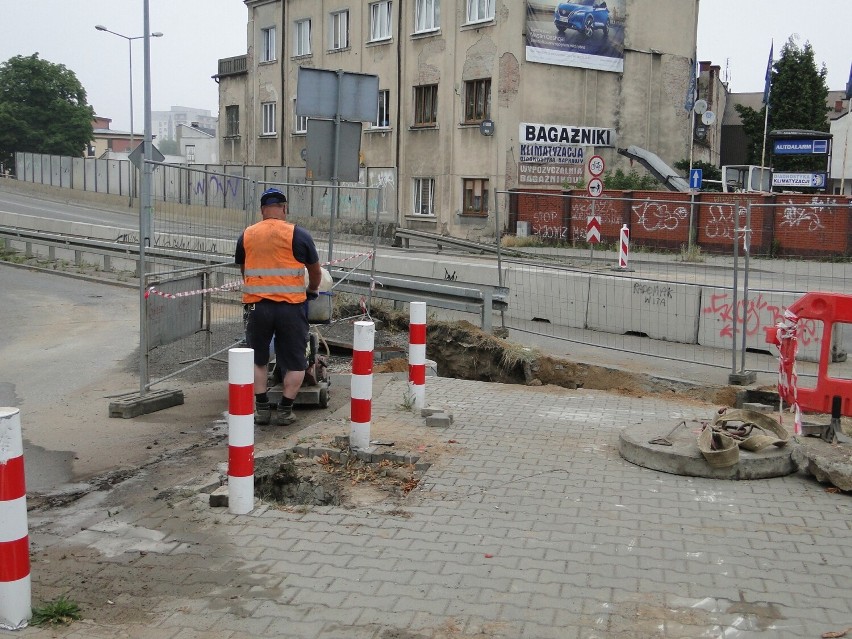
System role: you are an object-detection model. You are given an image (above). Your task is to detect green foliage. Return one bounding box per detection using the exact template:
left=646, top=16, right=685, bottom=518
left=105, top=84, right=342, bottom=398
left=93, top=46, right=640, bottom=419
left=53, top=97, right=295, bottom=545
left=0, top=54, right=94, bottom=170
left=158, top=139, right=179, bottom=155
left=601, top=168, right=661, bottom=190
left=734, top=36, right=830, bottom=173
left=31, top=597, right=82, bottom=626
left=673, top=159, right=722, bottom=191
left=562, top=178, right=587, bottom=190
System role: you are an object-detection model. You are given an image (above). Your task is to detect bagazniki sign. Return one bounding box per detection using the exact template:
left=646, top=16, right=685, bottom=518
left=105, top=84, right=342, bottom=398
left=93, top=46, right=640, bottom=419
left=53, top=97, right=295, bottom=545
left=520, top=123, right=616, bottom=148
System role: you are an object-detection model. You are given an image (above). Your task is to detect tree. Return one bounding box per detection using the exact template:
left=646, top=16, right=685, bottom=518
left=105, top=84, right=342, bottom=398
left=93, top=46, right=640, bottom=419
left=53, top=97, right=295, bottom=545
left=674, top=159, right=722, bottom=192
left=0, top=54, right=94, bottom=170
left=602, top=168, right=661, bottom=190
left=734, top=36, right=830, bottom=173
left=157, top=139, right=179, bottom=156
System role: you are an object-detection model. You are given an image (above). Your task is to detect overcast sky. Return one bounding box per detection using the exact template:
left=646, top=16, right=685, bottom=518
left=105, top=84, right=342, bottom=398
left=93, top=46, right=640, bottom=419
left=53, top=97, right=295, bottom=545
left=0, top=1, right=849, bottom=133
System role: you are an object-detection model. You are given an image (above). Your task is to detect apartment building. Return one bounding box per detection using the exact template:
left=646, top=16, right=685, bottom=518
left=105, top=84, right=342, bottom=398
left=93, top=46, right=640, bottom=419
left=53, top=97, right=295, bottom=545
left=216, top=0, right=706, bottom=236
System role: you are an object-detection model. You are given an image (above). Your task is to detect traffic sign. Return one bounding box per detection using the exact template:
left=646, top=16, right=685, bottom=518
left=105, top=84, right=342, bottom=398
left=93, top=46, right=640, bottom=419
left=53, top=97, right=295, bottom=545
left=689, top=168, right=703, bottom=190
left=128, top=142, right=165, bottom=170
left=586, top=216, right=601, bottom=244
left=587, top=177, right=603, bottom=198
left=588, top=155, right=605, bottom=177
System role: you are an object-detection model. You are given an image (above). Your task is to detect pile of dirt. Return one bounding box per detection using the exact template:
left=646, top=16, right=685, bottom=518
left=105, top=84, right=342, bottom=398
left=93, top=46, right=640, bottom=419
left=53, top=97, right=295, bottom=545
left=329, top=301, right=741, bottom=407
left=255, top=448, right=424, bottom=510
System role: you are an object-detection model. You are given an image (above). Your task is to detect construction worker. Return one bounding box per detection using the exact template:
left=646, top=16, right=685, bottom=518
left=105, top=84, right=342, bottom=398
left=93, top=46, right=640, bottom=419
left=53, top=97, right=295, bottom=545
left=235, top=187, right=322, bottom=425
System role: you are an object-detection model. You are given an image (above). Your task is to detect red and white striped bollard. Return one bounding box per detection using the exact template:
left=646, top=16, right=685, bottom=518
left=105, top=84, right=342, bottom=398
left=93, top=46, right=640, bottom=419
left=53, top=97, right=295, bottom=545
left=618, top=224, right=630, bottom=269
left=350, top=321, right=375, bottom=449
left=0, top=407, right=31, bottom=630
left=408, top=302, right=427, bottom=409
left=228, top=348, right=255, bottom=514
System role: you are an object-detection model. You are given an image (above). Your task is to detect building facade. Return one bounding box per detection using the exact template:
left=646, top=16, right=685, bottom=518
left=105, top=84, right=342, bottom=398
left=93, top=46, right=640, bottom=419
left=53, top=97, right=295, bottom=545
left=152, top=106, right=218, bottom=143
left=217, top=0, right=705, bottom=236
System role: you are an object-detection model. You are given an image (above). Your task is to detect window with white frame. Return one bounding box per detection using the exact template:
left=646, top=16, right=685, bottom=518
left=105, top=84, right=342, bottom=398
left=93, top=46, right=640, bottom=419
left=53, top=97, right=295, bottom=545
left=463, top=178, right=489, bottom=215
left=185, top=145, right=196, bottom=163
left=413, top=178, right=435, bottom=215
left=369, top=1, right=392, bottom=41
left=261, top=26, right=276, bottom=62
left=294, top=100, right=308, bottom=133
left=372, top=90, right=390, bottom=128
left=330, top=10, right=349, bottom=50
left=294, top=19, right=311, bottom=56
left=466, top=0, right=494, bottom=23
left=414, top=0, right=439, bottom=33
left=261, top=102, right=277, bottom=135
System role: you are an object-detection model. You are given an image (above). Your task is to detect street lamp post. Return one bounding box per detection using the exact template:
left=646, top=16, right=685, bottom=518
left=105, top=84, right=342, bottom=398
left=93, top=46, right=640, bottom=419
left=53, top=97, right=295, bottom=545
left=94, top=25, right=162, bottom=205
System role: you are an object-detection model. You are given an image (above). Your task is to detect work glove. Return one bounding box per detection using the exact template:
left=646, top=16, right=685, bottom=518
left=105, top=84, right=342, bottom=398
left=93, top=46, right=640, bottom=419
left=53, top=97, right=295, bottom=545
left=306, top=288, right=319, bottom=301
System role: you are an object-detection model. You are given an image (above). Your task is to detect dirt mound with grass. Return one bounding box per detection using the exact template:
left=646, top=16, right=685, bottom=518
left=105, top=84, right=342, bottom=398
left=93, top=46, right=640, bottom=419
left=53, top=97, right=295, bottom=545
left=341, top=301, right=738, bottom=407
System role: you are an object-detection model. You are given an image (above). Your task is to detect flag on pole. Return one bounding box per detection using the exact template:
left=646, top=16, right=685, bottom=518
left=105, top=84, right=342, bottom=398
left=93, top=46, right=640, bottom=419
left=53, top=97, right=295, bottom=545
left=762, top=41, right=773, bottom=105
left=684, top=57, right=697, bottom=112
left=846, top=61, right=852, bottom=100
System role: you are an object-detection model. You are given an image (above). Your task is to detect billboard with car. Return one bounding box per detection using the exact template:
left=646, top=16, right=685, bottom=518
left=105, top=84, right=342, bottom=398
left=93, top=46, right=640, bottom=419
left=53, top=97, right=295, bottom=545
left=525, top=0, right=625, bottom=72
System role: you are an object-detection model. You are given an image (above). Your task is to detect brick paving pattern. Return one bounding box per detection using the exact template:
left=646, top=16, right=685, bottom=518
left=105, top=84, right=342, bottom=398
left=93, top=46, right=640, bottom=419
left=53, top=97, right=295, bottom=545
left=25, top=377, right=852, bottom=638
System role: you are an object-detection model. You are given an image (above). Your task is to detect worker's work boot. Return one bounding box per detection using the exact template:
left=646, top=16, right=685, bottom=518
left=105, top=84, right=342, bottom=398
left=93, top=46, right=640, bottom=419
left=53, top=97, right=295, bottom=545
left=254, top=402, right=273, bottom=425
left=276, top=403, right=297, bottom=426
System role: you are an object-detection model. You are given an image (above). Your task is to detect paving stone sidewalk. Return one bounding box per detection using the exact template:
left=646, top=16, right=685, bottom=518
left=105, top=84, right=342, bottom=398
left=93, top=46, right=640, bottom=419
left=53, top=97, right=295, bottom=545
left=19, top=377, right=852, bottom=639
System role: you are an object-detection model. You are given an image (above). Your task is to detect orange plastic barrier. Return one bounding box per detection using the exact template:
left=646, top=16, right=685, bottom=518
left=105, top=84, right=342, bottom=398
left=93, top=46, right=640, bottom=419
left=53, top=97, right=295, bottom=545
left=765, top=292, right=852, bottom=417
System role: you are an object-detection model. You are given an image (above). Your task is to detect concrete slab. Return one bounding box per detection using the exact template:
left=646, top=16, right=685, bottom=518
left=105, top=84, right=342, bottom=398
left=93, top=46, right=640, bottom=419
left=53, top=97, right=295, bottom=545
left=697, top=286, right=836, bottom=362
left=108, top=388, right=184, bottom=418
left=618, top=421, right=798, bottom=480
left=587, top=276, right=701, bottom=343
left=792, top=437, right=852, bottom=491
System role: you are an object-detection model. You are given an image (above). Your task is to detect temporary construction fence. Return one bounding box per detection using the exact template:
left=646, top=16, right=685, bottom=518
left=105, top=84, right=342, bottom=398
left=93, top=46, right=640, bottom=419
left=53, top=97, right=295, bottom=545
left=479, top=190, right=852, bottom=385
left=140, top=162, right=387, bottom=392
left=13, top=152, right=399, bottom=222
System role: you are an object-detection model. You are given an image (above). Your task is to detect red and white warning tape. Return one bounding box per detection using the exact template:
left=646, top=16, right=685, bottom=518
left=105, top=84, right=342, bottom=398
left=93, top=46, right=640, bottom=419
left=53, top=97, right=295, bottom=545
left=323, top=251, right=373, bottom=267
left=145, top=251, right=374, bottom=300
left=145, top=281, right=242, bottom=299
left=775, top=309, right=802, bottom=435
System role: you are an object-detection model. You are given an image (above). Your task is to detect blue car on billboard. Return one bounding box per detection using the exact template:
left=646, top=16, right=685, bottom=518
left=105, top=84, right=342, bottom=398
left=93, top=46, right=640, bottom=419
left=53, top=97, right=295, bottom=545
left=554, top=0, right=609, bottom=37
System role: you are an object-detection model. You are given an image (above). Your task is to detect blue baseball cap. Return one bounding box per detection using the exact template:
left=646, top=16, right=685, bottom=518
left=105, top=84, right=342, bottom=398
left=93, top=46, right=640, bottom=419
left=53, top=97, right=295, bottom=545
left=260, top=187, right=287, bottom=206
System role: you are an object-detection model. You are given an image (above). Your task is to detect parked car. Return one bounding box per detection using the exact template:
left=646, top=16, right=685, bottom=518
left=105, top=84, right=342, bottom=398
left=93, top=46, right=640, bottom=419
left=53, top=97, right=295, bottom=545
left=554, top=0, right=609, bottom=37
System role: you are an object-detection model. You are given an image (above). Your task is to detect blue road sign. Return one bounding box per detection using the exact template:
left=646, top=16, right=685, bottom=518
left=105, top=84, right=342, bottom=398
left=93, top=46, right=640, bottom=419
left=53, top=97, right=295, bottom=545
left=690, top=168, right=703, bottom=189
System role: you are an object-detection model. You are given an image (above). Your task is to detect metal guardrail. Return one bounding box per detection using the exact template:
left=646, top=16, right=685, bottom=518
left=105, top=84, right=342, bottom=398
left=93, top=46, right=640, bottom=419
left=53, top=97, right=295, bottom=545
left=329, top=267, right=508, bottom=332
left=0, top=225, right=232, bottom=273
left=394, top=228, right=532, bottom=259
left=0, top=227, right=511, bottom=332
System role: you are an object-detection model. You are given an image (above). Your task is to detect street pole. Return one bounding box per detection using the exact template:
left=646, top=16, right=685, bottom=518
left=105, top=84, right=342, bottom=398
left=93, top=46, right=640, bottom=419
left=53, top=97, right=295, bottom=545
left=140, top=0, right=154, bottom=397
left=127, top=38, right=135, bottom=206
left=95, top=26, right=162, bottom=206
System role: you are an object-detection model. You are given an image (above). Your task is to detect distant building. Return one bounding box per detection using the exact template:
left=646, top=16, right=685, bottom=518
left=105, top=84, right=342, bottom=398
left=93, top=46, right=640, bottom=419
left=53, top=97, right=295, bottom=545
left=830, top=97, right=851, bottom=195
left=177, top=122, right=218, bottom=164
left=151, top=106, right=218, bottom=142
left=89, top=116, right=141, bottom=157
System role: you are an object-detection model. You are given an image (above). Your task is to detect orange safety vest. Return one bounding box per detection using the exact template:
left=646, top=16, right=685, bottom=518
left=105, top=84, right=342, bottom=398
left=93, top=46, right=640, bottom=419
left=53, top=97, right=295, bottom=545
left=241, top=219, right=307, bottom=304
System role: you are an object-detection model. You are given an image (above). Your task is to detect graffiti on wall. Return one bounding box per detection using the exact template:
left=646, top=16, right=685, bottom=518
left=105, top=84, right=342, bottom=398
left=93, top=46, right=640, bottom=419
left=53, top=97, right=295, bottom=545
left=194, top=175, right=240, bottom=198
left=704, top=204, right=746, bottom=240
left=702, top=291, right=820, bottom=346
left=115, top=232, right=219, bottom=254
left=632, top=200, right=689, bottom=232
left=633, top=282, right=673, bottom=307
left=780, top=196, right=830, bottom=231
left=531, top=209, right=569, bottom=240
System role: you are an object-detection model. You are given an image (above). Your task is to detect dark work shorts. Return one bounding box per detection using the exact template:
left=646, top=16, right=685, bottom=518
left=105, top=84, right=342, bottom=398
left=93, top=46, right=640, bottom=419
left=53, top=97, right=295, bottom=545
left=245, top=300, right=309, bottom=372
